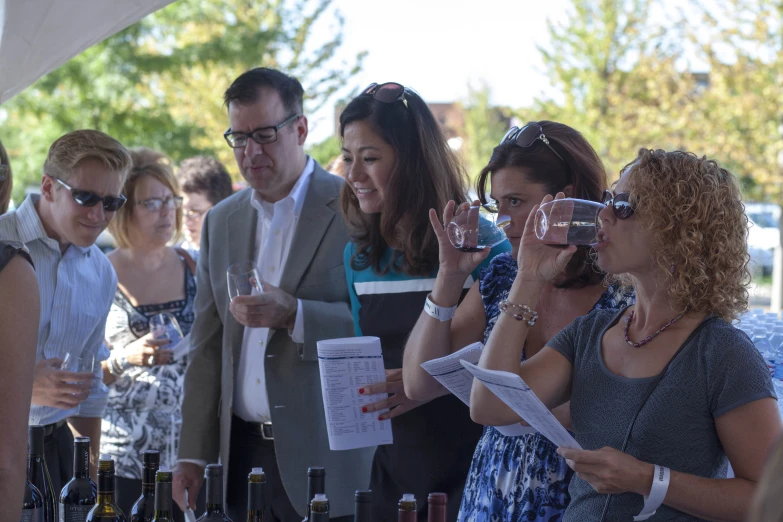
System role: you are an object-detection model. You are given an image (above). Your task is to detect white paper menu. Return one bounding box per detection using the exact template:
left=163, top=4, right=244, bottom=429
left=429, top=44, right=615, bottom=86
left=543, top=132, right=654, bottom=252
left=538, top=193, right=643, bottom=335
left=420, top=343, right=535, bottom=437
left=317, top=336, right=394, bottom=450
left=460, top=360, right=581, bottom=449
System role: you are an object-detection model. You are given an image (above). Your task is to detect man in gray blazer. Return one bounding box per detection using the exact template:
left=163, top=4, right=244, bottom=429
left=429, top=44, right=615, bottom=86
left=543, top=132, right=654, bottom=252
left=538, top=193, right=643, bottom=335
left=173, top=68, right=374, bottom=521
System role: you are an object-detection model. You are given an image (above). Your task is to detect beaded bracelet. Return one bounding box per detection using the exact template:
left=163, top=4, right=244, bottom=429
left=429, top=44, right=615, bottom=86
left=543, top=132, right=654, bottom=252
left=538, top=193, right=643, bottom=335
left=498, top=300, right=539, bottom=327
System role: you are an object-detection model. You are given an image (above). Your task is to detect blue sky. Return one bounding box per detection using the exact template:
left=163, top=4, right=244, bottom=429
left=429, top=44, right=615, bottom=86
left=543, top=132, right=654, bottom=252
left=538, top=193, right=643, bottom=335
left=305, top=0, right=571, bottom=142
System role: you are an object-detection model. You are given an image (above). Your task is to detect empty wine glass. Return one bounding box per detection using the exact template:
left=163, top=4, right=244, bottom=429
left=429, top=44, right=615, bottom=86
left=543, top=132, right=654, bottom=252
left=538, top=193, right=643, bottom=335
left=534, top=198, right=605, bottom=246
left=447, top=206, right=508, bottom=251
left=227, top=261, right=264, bottom=300
left=149, top=312, right=183, bottom=345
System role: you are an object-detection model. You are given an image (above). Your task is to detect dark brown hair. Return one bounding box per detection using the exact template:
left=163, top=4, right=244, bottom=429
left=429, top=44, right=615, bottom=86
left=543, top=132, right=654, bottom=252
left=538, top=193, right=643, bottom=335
left=224, top=67, right=304, bottom=115
left=178, top=156, right=234, bottom=206
left=340, top=88, right=468, bottom=276
left=477, top=121, right=607, bottom=288
left=0, top=139, right=11, bottom=215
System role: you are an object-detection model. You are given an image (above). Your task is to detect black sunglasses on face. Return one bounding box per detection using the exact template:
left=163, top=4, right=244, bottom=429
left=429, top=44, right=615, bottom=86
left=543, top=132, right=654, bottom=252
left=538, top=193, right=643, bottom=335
left=54, top=177, right=127, bottom=212
left=602, top=190, right=635, bottom=219
left=501, top=123, right=567, bottom=166
left=224, top=113, right=301, bottom=149
left=362, top=82, right=408, bottom=108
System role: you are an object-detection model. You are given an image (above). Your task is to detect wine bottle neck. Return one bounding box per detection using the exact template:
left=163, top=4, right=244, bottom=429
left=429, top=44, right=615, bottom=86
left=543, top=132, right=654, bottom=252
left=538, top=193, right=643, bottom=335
left=154, top=482, right=172, bottom=513
left=97, top=491, right=116, bottom=506
left=73, top=443, right=90, bottom=478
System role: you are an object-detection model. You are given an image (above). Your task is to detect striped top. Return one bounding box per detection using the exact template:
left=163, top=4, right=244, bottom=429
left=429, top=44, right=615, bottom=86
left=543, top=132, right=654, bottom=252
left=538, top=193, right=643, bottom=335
left=0, top=195, right=115, bottom=425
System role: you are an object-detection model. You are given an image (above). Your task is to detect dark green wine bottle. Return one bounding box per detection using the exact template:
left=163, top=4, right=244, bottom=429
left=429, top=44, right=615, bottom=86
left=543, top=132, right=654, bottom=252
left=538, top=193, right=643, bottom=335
left=22, top=479, right=44, bottom=522
left=301, top=467, right=324, bottom=522
left=309, top=494, right=329, bottom=522
left=28, top=425, right=56, bottom=522
left=85, top=456, right=125, bottom=521
left=246, top=468, right=265, bottom=522
left=59, top=437, right=97, bottom=522
left=130, top=451, right=160, bottom=522
left=353, top=490, right=372, bottom=522
left=196, top=464, right=232, bottom=522
left=151, top=468, right=173, bottom=522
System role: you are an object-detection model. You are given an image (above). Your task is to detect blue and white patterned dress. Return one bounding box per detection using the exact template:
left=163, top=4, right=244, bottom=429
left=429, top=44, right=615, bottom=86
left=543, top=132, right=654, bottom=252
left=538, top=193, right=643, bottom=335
left=458, top=253, right=635, bottom=522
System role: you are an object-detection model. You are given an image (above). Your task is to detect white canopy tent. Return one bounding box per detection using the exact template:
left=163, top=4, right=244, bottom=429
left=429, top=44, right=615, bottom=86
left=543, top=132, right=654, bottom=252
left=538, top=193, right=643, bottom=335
left=0, top=0, right=176, bottom=105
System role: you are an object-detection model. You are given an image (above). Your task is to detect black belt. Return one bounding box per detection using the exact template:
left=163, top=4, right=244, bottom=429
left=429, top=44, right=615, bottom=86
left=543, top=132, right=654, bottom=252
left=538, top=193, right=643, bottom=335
left=233, top=415, right=274, bottom=441
left=42, top=419, right=67, bottom=439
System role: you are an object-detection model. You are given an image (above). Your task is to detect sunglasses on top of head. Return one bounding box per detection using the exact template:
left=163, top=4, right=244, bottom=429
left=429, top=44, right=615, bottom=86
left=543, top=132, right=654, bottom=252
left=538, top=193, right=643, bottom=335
left=500, top=122, right=568, bottom=167
left=362, top=82, right=408, bottom=108
left=53, top=177, right=127, bottom=212
left=602, top=190, right=635, bottom=219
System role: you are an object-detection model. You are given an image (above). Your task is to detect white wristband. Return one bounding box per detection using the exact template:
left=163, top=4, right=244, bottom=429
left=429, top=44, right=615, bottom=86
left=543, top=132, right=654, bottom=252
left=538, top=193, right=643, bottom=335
left=632, top=465, right=671, bottom=521
left=423, top=294, right=457, bottom=322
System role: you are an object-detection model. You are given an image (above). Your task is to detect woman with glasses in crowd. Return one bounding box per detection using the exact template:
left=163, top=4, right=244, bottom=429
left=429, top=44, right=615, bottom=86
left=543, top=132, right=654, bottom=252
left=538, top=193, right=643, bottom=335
left=403, top=121, right=633, bottom=521
left=177, top=155, right=233, bottom=257
left=99, top=147, right=198, bottom=519
left=340, top=83, right=510, bottom=520
left=471, top=150, right=781, bottom=521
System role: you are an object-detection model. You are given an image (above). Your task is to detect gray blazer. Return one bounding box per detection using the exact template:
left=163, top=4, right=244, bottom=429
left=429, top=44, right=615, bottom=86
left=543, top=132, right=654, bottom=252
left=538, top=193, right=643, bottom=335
left=179, top=163, right=375, bottom=517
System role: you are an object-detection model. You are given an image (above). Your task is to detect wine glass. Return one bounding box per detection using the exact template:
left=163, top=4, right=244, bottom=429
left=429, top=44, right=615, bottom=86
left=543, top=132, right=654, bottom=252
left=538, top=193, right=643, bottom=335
left=446, top=206, right=508, bottom=251
left=149, top=312, right=183, bottom=345
left=227, top=261, right=264, bottom=300
left=534, top=198, right=605, bottom=246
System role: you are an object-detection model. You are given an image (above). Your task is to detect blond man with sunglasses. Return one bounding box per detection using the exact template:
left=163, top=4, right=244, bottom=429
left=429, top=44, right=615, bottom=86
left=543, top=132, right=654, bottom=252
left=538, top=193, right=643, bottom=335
left=0, top=129, right=132, bottom=488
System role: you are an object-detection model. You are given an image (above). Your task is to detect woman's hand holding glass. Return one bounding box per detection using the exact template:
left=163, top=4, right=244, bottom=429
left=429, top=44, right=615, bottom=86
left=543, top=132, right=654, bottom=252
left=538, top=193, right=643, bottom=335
left=429, top=200, right=491, bottom=279
left=119, top=333, right=172, bottom=367
left=517, top=193, right=578, bottom=284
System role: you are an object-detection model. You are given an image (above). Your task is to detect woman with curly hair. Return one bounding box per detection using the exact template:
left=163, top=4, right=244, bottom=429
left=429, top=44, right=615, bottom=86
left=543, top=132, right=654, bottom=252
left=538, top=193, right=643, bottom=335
left=470, top=149, right=782, bottom=521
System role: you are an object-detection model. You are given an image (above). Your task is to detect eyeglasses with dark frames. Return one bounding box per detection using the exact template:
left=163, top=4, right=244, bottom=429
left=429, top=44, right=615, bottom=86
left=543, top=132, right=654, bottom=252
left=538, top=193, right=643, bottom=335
left=602, top=190, right=635, bottom=219
left=137, top=196, right=184, bottom=213
left=224, top=113, right=301, bottom=148
left=362, top=82, right=408, bottom=108
left=54, top=177, right=127, bottom=212
left=501, top=122, right=567, bottom=166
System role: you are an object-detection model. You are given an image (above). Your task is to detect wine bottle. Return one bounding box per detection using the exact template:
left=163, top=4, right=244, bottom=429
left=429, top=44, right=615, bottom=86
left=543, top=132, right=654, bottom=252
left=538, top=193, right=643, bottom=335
left=130, top=451, right=160, bottom=522
left=22, top=479, right=44, bottom=522
left=85, top=455, right=125, bottom=521
left=353, top=490, right=372, bottom=522
left=28, top=425, right=56, bottom=522
left=246, top=468, right=265, bottom=522
left=196, top=464, right=232, bottom=522
left=59, top=437, right=97, bottom=522
left=308, top=495, right=329, bottom=522
left=151, top=468, right=173, bottom=522
left=426, top=493, right=446, bottom=522
left=301, top=467, right=325, bottom=522
left=397, top=494, right=416, bottom=522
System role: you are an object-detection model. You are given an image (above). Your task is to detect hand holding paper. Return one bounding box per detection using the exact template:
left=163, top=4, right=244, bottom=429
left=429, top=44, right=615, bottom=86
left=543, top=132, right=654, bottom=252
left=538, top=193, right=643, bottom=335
left=460, top=360, right=581, bottom=449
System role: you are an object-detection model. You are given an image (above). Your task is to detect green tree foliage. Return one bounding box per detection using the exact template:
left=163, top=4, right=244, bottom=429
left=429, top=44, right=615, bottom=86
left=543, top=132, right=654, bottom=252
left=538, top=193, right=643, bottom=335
left=460, top=83, right=510, bottom=179
left=1, top=0, right=364, bottom=202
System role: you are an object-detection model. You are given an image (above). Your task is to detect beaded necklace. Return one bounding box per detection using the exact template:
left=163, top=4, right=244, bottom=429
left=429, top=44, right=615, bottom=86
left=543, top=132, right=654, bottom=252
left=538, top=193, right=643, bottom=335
left=624, top=309, right=686, bottom=348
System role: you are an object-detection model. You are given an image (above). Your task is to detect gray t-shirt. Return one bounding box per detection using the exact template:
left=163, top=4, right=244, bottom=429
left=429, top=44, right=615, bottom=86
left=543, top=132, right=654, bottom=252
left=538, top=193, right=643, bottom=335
left=549, top=307, right=775, bottom=521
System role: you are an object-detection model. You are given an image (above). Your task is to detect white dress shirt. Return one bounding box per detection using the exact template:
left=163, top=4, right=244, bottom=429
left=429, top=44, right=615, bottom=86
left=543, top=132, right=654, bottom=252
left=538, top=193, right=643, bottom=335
left=232, top=157, right=313, bottom=423
left=0, top=195, right=114, bottom=425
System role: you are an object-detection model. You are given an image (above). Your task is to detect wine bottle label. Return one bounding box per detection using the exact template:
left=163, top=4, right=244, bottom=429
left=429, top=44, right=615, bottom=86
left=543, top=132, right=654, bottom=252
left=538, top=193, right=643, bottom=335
left=20, top=508, right=43, bottom=522
left=58, top=504, right=93, bottom=522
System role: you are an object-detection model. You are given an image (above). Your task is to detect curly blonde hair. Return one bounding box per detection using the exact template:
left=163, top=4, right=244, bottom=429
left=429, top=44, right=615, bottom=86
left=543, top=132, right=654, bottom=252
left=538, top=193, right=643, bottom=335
left=615, top=149, right=751, bottom=321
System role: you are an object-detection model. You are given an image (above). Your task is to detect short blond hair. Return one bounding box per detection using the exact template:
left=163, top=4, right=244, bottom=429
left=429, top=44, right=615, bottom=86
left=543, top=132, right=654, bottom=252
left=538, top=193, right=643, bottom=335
left=109, top=147, right=183, bottom=249
left=44, top=130, right=132, bottom=184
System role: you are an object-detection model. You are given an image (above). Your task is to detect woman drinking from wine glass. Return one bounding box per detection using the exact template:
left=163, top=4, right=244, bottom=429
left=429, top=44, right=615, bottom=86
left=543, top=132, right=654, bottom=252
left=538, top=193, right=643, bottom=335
left=339, top=83, right=510, bottom=521
left=471, top=149, right=782, bottom=521
left=403, top=121, right=633, bottom=521
left=99, top=147, right=198, bottom=520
